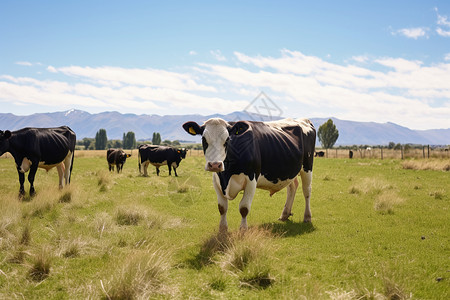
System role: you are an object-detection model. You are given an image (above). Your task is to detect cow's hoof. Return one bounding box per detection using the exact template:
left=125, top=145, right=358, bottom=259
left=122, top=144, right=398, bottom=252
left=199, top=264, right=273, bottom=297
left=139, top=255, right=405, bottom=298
left=279, top=213, right=293, bottom=221
left=303, top=218, right=311, bottom=223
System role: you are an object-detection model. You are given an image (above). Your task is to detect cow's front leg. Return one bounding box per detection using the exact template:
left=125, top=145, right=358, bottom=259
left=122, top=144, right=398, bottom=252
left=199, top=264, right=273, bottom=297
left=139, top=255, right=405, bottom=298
left=239, top=178, right=257, bottom=231
left=167, top=164, right=172, bottom=176
left=173, top=167, right=178, bottom=177
left=109, top=164, right=113, bottom=172
left=300, top=170, right=313, bottom=222
left=28, top=164, right=38, bottom=197
left=156, top=167, right=160, bottom=176
left=213, top=174, right=228, bottom=232
left=279, top=178, right=298, bottom=221
left=17, top=169, right=25, bottom=197
left=218, top=195, right=228, bottom=233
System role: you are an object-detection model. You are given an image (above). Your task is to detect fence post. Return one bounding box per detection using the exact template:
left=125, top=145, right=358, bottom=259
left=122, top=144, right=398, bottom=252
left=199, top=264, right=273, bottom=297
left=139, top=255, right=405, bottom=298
left=427, top=145, right=430, bottom=158
left=401, top=146, right=404, bottom=160
left=381, top=147, right=383, bottom=160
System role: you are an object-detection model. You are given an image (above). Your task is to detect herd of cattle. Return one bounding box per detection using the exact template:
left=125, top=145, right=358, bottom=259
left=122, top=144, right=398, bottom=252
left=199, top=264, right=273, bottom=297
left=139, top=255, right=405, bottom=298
left=0, top=117, right=316, bottom=231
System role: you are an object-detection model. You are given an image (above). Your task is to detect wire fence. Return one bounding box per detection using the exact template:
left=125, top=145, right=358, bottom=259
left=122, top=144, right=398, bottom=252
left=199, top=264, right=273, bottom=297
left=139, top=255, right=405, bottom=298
left=315, top=147, right=450, bottom=159
left=1, top=147, right=449, bottom=160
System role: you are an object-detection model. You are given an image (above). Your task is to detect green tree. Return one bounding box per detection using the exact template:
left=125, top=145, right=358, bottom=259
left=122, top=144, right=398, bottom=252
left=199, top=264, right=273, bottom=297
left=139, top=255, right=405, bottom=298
left=122, top=131, right=136, bottom=149
left=152, top=132, right=161, bottom=145
left=317, top=119, right=339, bottom=149
left=82, top=137, right=94, bottom=150
left=388, top=142, right=396, bottom=149
left=95, top=129, right=108, bottom=150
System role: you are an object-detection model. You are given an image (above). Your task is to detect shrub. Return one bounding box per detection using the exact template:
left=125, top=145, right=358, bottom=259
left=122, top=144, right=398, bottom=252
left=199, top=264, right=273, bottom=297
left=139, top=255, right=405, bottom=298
left=29, top=248, right=52, bottom=281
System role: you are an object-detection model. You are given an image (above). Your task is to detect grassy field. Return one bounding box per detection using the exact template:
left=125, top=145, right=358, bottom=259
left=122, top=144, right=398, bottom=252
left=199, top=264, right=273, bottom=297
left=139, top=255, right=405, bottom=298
left=0, top=152, right=449, bottom=299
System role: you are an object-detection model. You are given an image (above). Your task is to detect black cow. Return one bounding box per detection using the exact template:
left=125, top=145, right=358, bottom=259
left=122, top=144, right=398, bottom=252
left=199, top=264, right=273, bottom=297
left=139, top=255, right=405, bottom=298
left=138, top=145, right=187, bottom=177
left=183, top=118, right=316, bottom=232
left=314, top=151, right=325, bottom=157
left=107, top=148, right=131, bottom=173
left=349, top=150, right=353, bottom=159
left=0, top=126, right=76, bottom=197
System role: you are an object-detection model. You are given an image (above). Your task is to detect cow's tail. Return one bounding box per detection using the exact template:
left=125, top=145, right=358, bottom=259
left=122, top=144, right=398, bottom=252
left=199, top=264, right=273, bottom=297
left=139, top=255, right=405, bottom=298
left=69, top=148, right=74, bottom=184
left=138, top=150, right=141, bottom=174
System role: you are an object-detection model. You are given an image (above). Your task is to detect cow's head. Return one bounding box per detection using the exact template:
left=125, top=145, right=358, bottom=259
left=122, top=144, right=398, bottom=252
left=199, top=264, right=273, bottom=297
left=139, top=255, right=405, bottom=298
left=121, top=152, right=131, bottom=162
left=183, top=118, right=231, bottom=172
left=0, top=130, right=12, bottom=155
left=177, top=148, right=188, bottom=159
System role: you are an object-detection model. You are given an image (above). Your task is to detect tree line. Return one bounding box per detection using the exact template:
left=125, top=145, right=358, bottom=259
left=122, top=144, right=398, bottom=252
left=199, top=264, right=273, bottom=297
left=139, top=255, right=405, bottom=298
left=77, top=129, right=181, bottom=150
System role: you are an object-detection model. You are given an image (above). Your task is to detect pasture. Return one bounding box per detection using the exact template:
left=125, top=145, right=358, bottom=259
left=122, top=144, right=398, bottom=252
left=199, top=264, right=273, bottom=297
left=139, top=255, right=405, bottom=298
left=0, top=151, right=448, bottom=299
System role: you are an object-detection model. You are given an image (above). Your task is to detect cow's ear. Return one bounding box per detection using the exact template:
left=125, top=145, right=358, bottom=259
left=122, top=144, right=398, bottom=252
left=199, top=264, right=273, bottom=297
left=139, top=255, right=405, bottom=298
left=229, top=121, right=249, bottom=136
left=183, top=121, right=204, bottom=136
left=3, top=130, right=12, bottom=139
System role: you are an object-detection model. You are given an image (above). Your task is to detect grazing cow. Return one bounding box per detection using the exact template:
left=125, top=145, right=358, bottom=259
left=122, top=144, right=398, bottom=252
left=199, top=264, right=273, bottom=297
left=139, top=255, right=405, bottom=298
left=183, top=118, right=316, bottom=232
left=349, top=150, right=353, bottom=159
left=107, top=148, right=131, bottom=173
left=138, top=145, right=187, bottom=177
left=315, top=151, right=325, bottom=157
left=0, top=126, right=76, bottom=197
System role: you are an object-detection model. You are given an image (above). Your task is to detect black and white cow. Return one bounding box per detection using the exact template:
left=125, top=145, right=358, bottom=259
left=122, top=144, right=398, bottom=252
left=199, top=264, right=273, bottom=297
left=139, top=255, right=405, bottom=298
left=0, top=126, right=76, bottom=197
left=138, top=145, right=187, bottom=177
left=183, top=118, right=316, bottom=232
left=107, top=148, right=131, bottom=173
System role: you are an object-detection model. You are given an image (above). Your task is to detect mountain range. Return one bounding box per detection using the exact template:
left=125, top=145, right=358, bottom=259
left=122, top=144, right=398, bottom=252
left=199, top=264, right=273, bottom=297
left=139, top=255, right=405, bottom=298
left=0, top=110, right=449, bottom=146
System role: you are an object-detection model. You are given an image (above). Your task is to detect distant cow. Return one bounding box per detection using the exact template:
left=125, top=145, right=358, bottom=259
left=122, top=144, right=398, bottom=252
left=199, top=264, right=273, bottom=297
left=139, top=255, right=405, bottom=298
left=315, top=151, right=325, bottom=157
left=349, top=150, right=353, bottom=159
left=138, top=145, right=187, bottom=177
left=0, top=126, right=76, bottom=197
left=107, top=148, right=131, bottom=173
left=183, top=118, right=316, bottom=232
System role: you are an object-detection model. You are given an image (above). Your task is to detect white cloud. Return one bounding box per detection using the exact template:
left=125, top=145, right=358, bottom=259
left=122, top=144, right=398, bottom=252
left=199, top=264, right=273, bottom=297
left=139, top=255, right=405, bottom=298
left=210, top=50, right=226, bottom=61
left=394, top=27, right=428, bottom=39
left=375, top=58, right=423, bottom=72
left=189, top=50, right=197, bottom=55
left=1, top=50, right=450, bottom=130
left=15, top=61, right=33, bottom=66
left=436, top=27, right=450, bottom=37
left=437, top=13, right=450, bottom=27
left=351, top=55, right=369, bottom=63
left=445, top=53, right=450, bottom=61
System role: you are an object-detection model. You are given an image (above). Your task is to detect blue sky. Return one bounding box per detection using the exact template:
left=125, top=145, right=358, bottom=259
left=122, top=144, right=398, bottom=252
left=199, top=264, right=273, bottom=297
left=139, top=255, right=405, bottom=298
left=1, top=0, right=449, bottom=129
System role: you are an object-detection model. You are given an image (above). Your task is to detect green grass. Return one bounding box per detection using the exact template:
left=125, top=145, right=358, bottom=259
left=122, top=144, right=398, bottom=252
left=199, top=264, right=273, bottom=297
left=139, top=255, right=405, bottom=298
left=0, top=154, right=449, bottom=299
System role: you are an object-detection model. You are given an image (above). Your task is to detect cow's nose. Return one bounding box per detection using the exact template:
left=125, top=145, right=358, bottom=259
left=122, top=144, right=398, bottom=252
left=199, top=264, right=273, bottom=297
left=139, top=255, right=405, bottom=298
left=206, top=161, right=224, bottom=172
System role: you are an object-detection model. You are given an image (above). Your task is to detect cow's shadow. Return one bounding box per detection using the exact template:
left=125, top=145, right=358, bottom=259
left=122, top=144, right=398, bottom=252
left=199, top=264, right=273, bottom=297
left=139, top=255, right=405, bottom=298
left=260, top=220, right=315, bottom=237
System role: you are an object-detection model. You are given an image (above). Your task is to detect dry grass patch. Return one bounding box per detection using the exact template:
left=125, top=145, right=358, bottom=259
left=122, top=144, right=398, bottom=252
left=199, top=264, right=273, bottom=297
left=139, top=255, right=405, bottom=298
left=374, top=191, right=405, bottom=214
left=402, top=159, right=450, bottom=171
left=28, top=247, right=53, bottom=281
left=101, top=246, right=174, bottom=299
left=115, top=207, right=145, bottom=226
left=216, top=227, right=277, bottom=289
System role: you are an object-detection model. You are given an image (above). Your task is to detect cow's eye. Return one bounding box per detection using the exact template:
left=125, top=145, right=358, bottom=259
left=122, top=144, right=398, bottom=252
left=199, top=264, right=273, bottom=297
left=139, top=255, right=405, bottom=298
left=202, top=136, right=208, bottom=153
left=224, top=137, right=229, bottom=149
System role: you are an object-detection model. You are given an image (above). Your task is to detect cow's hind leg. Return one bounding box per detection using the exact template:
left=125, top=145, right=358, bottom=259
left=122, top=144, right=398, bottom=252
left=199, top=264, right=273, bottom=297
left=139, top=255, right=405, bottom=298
left=17, top=169, right=25, bottom=197
left=279, top=178, right=298, bottom=221
left=63, top=152, right=73, bottom=186
left=300, top=170, right=312, bottom=222
left=156, top=167, right=160, bottom=176
left=28, top=164, right=39, bottom=196
left=239, top=178, right=257, bottom=231
left=57, top=163, right=65, bottom=189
